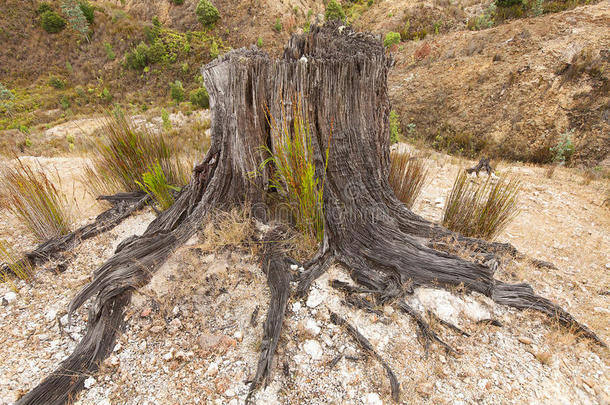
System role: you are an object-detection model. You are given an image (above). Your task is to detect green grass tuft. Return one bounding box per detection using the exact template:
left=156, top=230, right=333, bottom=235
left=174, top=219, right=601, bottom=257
left=389, top=150, right=428, bottom=209
left=442, top=170, right=520, bottom=240
left=261, top=99, right=328, bottom=243
left=0, top=240, right=32, bottom=289
left=136, top=162, right=179, bottom=210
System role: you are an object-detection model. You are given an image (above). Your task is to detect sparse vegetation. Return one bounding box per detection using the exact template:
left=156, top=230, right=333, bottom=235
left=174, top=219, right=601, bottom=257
left=61, top=0, right=90, bottom=40
left=442, top=171, right=520, bottom=240
left=389, top=150, right=428, bottom=209
left=0, top=240, right=32, bottom=288
left=325, top=0, right=345, bottom=21
left=273, top=18, right=283, bottom=33
left=84, top=113, right=189, bottom=196
left=48, top=76, right=66, bottom=89
left=550, top=129, right=575, bottom=164
left=78, top=1, right=94, bottom=25
left=41, top=11, right=67, bottom=33
left=196, top=0, right=220, bottom=28
left=0, top=159, right=72, bottom=241
left=104, top=42, right=115, bottom=60
left=384, top=32, right=401, bottom=47
left=196, top=206, right=254, bottom=253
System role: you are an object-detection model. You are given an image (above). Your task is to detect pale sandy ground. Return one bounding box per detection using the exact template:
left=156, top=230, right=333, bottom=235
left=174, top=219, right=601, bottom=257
left=0, top=144, right=608, bottom=404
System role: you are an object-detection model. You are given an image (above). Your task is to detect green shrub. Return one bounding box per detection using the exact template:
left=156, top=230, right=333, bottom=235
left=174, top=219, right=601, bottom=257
left=550, top=129, right=575, bottom=164
left=325, top=0, right=345, bottom=21
left=84, top=113, right=188, bottom=196
left=0, top=159, right=72, bottom=241
left=78, top=1, right=94, bottom=24
left=0, top=83, right=15, bottom=116
left=48, top=76, right=66, bottom=89
left=41, top=11, right=67, bottom=33
left=495, top=0, right=522, bottom=7
left=257, top=37, right=263, bottom=47
left=136, top=162, right=179, bottom=210
left=0, top=240, right=33, bottom=285
left=196, top=0, right=220, bottom=28
left=209, top=40, right=219, bottom=59
left=389, top=150, right=428, bottom=209
left=36, top=2, right=54, bottom=15
left=61, top=0, right=89, bottom=39
left=104, top=42, right=115, bottom=60
left=171, top=0, right=185, bottom=4
left=170, top=80, right=185, bottom=103
left=389, top=110, right=401, bottom=144
left=147, top=39, right=167, bottom=64
left=384, top=31, right=401, bottom=47
left=161, top=108, right=172, bottom=130
left=273, top=18, right=282, bottom=32
left=125, top=42, right=150, bottom=69
left=442, top=171, right=520, bottom=240
left=190, top=87, right=210, bottom=109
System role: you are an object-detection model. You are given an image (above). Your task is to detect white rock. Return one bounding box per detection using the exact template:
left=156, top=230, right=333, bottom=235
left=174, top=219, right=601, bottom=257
left=304, top=318, right=321, bottom=336
left=172, top=305, right=180, bottom=316
left=306, top=289, right=324, bottom=308
left=303, top=339, right=323, bottom=360
left=225, top=388, right=236, bottom=397
left=60, top=314, right=69, bottom=326
left=83, top=376, right=96, bottom=389
left=4, top=291, right=17, bottom=304
left=45, top=309, right=58, bottom=322
left=292, top=302, right=302, bottom=312
left=362, top=392, right=383, bottom=405
left=206, top=362, right=219, bottom=377
left=233, top=330, right=243, bottom=341
left=290, top=264, right=298, bottom=271
left=162, top=351, right=173, bottom=361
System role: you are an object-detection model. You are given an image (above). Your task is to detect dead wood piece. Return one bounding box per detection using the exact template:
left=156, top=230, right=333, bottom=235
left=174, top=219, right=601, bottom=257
left=246, top=226, right=293, bottom=402
left=344, top=294, right=384, bottom=317
left=466, top=158, right=493, bottom=176
left=426, top=310, right=471, bottom=337
left=1, top=193, right=149, bottom=278
left=330, top=312, right=400, bottom=402
left=396, top=301, right=457, bottom=355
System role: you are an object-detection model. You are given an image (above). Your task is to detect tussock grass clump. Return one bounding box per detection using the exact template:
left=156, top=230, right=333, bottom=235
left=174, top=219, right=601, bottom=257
left=442, top=170, right=520, bottom=240
left=0, top=159, right=72, bottom=241
left=0, top=240, right=33, bottom=287
left=389, top=150, right=428, bottom=209
left=262, top=100, right=328, bottom=243
left=197, top=207, right=254, bottom=253
left=85, top=113, right=189, bottom=197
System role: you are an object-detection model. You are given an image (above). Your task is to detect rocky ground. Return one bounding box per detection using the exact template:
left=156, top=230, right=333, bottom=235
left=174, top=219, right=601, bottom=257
left=0, top=144, right=608, bottom=404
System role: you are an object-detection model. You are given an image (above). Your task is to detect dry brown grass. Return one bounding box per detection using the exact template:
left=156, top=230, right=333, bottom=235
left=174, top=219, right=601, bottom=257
left=389, top=150, right=428, bottom=209
left=545, top=164, right=557, bottom=179
left=196, top=207, right=255, bottom=254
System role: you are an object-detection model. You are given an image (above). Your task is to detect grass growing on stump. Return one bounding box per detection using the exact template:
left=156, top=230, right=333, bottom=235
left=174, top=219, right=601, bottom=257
left=0, top=159, right=72, bottom=241
left=84, top=113, right=189, bottom=197
left=442, top=170, right=520, bottom=239
left=388, top=150, right=428, bottom=209
left=261, top=100, right=328, bottom=243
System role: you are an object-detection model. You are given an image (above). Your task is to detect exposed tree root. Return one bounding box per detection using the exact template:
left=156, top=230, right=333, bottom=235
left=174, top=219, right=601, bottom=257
left=466, top=157, right=493, bottom=176
left=1, top=193, right=149, bottom=278
left=330, top=312, right=400, bottom=402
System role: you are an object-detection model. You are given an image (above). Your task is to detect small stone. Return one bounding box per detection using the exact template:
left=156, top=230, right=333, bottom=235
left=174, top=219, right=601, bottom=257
left=162, top=351, right=173, bottom=361
left=304, top=318, right=321, bottom=336
left=172, top=305, right=180, bottom=316
left=150, top=325, right=164, bottom=334
left=45, top=309, right=58, bottom=322
left=225, top=388, right=236, bottom=397
left=83, top=376, right=96, bottom=389
left=233, top=330, right=243, bottom=341
left=3, top=291, right=17, bottom=304
left=114, top=343, right=122, bottom=352
left=206, top=362, right=219, bottom=377
left=362, top=393, right=383, bottom=405
left=518, top=336, right=533, bottom=345
left=168, top=318, right=182, bottom=332
left=383, top=306, right=394, bottom=316
left=303, top=339, right=323, bottom=360
left=416, top=381, right=434, bottom=397
left=306, top=289, right=324, bottom=308
left=60, top=314, right=69, bottom=326
left=290, top=264, right=298, bottom=271
left=292, top=302, right=302, bottom=312
left=140, top=307, right=152, bottom=317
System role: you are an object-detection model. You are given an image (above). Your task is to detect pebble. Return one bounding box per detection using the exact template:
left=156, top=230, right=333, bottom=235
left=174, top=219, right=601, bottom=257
left=303, top=339, right=323, bottom=360
left=292, top=302, right=302, bottom=312
left=206, top=362, right=219, bottom=377
left=3, top=291, right=17, bottom=304
left=518, top=336, right=533, bottom=345
left=362, top=393, right=383, bottom=405
left=304, top=318, right=321, bottom=336
left=233, top=330, right=243, bottom=341
left=83, top=376, right=96, bottom=389
left=45, top=309, right=58, bottom=322
left=306, top=289, right=324, bottom=308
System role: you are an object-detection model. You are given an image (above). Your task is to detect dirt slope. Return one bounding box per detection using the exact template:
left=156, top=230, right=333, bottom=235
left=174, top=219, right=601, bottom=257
left=389, top=2, right=610, bottom=166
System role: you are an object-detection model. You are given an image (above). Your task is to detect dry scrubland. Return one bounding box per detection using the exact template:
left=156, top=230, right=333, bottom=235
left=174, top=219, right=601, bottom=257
left=0, top=0, right=609, bottom=404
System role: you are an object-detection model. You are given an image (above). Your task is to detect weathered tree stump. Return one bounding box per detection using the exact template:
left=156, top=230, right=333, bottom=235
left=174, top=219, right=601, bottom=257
left=16, top=22, right=604, bottom=405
